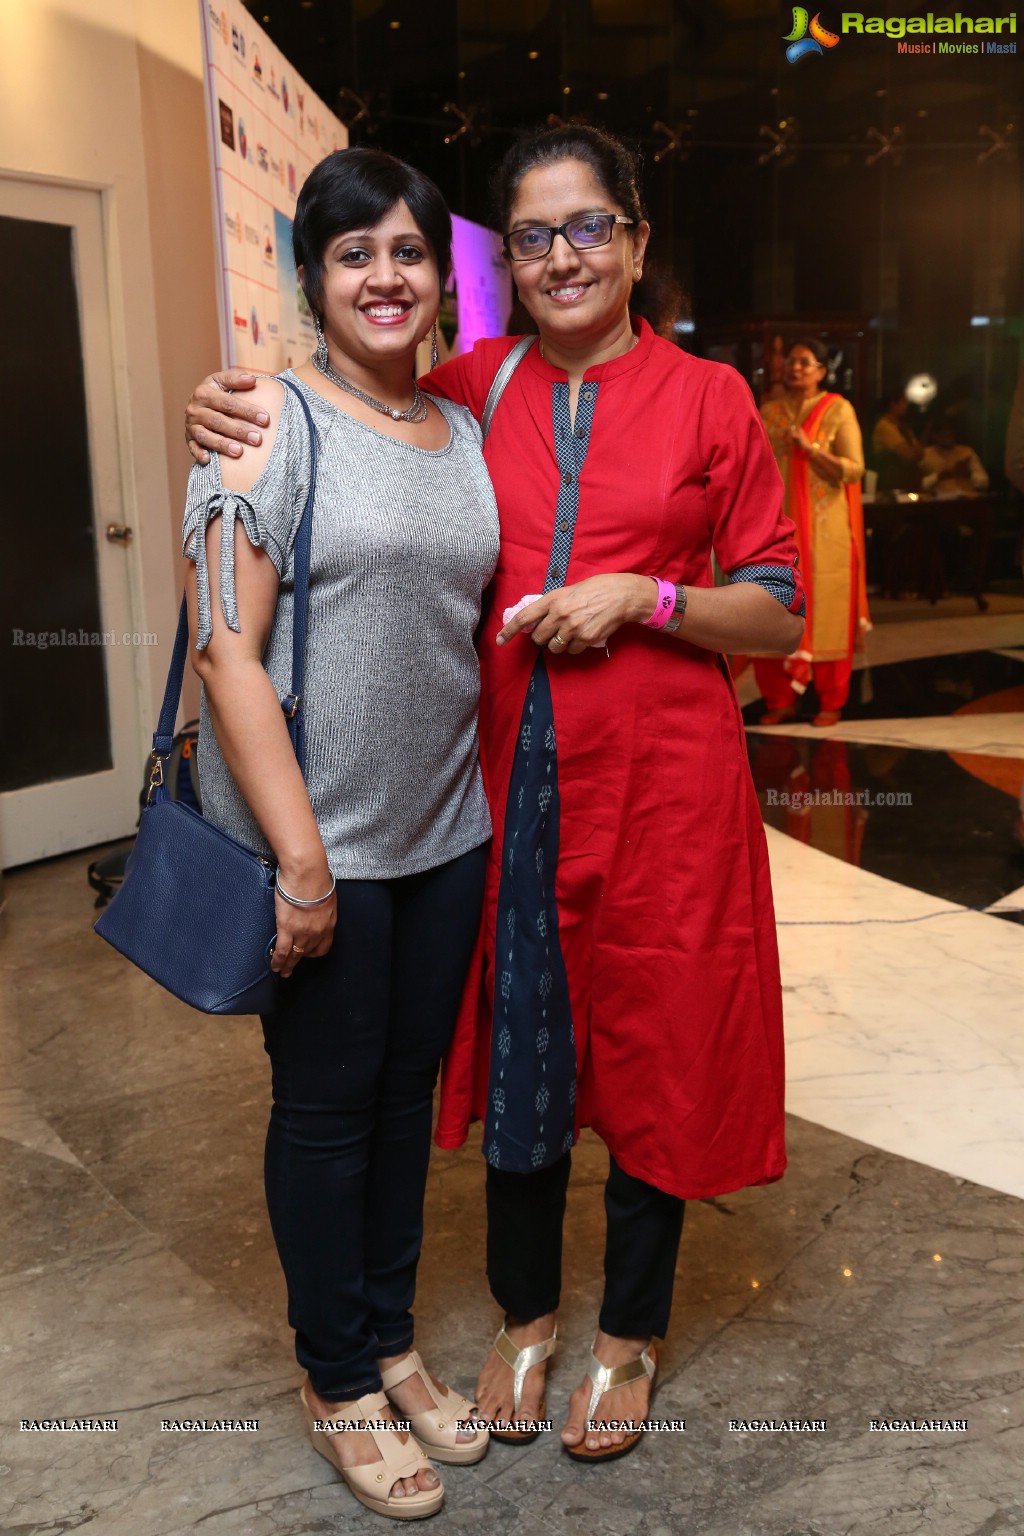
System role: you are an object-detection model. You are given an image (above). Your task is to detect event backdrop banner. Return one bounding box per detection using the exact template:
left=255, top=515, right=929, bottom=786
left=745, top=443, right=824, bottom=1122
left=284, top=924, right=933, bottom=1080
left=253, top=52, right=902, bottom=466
left=198, top=4, right=512, bottom=372
left=198, top=1, right=348, bottom=371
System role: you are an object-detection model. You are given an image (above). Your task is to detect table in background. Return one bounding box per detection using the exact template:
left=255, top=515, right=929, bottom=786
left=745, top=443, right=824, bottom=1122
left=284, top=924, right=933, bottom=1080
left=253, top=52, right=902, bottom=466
left=862, top=495, right=994, bottom=611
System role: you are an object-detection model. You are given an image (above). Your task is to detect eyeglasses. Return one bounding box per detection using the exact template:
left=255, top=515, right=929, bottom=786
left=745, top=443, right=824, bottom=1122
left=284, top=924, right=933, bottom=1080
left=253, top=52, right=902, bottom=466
left=502, top=213, right=635, bottom=262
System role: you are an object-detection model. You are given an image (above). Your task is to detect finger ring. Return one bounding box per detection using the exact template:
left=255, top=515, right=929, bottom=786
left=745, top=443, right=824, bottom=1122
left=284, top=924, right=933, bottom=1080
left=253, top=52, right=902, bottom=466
left=551, top=633, right=565, bottom=647
left=290, top=944, right=305, bottom=955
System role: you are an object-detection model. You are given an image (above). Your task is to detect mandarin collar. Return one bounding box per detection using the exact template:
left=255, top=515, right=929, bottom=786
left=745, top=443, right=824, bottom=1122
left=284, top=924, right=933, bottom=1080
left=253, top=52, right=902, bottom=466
left=524, top=316, right=654, bottom=384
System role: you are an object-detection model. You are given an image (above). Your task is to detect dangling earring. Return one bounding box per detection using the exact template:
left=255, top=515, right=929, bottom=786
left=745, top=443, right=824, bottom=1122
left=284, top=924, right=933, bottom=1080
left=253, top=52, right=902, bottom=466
left=313, top=313, right=329, bottom=371
left=430, top=321, right=438, bottom=370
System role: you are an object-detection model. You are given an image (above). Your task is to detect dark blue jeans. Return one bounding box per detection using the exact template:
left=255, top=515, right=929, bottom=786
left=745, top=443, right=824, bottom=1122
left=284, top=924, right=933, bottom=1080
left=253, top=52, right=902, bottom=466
left=261, top=844, right=487, bottom=1401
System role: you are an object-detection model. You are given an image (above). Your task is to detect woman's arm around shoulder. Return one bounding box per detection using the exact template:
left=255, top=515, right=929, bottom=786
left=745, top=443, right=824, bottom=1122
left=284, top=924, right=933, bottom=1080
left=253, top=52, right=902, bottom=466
left=218, top=376, right=287, bottom=493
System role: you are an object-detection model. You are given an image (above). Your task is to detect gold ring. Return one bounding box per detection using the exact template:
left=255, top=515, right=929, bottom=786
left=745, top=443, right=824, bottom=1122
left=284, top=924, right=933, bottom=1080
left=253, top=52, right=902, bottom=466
left=291, top=944, right=305, bottom=955
left=551, top=633, right=565, bottom=647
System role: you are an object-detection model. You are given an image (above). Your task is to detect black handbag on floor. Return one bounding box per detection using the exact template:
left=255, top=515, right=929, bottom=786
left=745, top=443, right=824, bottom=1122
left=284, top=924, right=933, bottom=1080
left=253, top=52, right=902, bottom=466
left=95, top=378, right=318, bottom=1014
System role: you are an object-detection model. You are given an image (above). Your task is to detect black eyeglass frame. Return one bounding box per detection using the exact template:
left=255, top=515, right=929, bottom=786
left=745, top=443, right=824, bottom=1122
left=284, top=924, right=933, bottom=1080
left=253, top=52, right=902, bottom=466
left=502, top=212, right=636, bottom=262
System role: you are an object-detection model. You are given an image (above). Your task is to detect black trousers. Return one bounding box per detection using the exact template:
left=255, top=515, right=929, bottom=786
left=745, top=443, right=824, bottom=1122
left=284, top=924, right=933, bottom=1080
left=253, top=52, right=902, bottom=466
left=260, top=844, right=487, bottom=1401
left=486, top=1151, right=685, bottom=1339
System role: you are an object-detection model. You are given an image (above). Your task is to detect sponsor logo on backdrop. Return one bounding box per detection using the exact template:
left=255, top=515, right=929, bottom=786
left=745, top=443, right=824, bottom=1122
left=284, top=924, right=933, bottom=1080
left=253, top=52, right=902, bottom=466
left=208, top=6, right=228, bottom=46
left=218, top=100, right=235, bottom=151
left=238, top=118, right=248, bottom=162
left=282, top=76, right=290, bottom=114
left=225, top=210, right=243, bottom=243
left=233, top=309, right=248, bottom=332
left=231, top=23, right=245, bottom=61
left=252, top=47, right=263, bottom=85
left=256, top=142, right=269, bottom=173
left=263, top=226, right=274, bottom=263
left=297, top=91, right=305, bottom=134
left=269, top=67, right=279, bottom=100
left=287, top=162, right=297, bottom=196
left=251, top=308, right=261, bottom=346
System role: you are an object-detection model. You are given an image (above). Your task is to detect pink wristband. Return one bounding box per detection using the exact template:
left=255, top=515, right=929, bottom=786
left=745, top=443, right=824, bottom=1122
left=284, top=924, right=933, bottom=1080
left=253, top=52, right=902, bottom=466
left=643, top=577, right=677, bottom=630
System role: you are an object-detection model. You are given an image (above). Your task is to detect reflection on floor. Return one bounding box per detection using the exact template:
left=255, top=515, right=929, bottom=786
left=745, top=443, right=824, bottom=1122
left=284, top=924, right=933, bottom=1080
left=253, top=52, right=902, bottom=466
left=747, top=735, right=1024, bottom=908
left=1, top=600, right=1023, bottom=1536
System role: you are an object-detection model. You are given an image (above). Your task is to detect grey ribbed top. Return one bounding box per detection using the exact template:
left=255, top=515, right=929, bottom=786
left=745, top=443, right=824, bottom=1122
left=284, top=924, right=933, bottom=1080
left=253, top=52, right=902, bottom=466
left=182, top=371, right=499, bottom=879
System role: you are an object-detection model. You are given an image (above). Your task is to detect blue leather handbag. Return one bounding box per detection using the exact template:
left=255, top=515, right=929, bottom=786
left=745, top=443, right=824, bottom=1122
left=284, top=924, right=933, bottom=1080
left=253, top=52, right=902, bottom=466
left=95, top=378, right=318, bottom=1014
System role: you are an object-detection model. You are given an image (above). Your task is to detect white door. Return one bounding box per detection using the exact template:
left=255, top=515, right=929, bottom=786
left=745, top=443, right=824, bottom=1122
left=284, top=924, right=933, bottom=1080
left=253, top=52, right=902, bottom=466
left=0, top=178, right=144, bottom=867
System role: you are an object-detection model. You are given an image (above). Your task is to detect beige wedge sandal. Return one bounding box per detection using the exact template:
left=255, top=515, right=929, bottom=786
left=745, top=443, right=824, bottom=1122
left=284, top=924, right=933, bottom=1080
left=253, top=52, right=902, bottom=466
left=380, top=1350, right=489, bottom=1465
left=489, top=1323, right=557, bottom=1444
left=299, top=1385, right=444, bottom=1521
left=563, top=1341, right=656, bottom=1464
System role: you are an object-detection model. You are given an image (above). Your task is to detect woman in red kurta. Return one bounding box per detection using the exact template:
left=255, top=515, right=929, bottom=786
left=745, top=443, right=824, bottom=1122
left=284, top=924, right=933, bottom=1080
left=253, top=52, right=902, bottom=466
left=422, top=128, right=804, bottom=1459
left=183, top=127, right=804, bottom=1465
left=426, top=329, right=798, bottom=1190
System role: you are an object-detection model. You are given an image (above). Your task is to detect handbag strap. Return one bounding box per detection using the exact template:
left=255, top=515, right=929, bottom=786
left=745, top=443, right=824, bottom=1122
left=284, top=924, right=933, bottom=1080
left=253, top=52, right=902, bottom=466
left=152, top=375, right=319, bottom=784
left=481, top=335, right=538, bottom=441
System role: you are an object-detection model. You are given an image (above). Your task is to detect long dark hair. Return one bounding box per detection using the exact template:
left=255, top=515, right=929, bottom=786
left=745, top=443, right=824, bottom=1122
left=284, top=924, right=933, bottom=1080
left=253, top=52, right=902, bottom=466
left=492, top=124, right=646, bottom=233
left=494, top=125, right=691, bottom=336
left=790, top=337, right=828, bottom=366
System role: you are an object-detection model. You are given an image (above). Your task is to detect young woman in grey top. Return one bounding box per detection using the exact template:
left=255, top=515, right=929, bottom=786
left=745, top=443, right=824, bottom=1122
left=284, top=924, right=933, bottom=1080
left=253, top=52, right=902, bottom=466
left=183, top=149, right=497, bottom=1519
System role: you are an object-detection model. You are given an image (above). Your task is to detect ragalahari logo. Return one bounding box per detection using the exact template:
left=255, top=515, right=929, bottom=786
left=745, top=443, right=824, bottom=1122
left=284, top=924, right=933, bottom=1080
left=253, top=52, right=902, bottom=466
left=784, top=8, right=841, bottom=62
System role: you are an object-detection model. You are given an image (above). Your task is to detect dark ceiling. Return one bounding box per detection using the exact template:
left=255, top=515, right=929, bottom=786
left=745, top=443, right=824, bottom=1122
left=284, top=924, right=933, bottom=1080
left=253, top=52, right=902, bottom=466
left=242, top=0, right=1021, bottom=219
left=241, top=0, right=1022, bottom=409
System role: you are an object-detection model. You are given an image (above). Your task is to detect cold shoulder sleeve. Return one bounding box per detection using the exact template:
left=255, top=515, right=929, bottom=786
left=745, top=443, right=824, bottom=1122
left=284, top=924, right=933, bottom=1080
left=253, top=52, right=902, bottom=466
left=182, top=385, right=312, bottom=649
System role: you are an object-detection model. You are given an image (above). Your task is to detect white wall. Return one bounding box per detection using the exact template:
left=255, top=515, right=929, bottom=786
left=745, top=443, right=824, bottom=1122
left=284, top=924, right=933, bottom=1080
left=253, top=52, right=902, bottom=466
left=0, top=0, right=220, bottom=728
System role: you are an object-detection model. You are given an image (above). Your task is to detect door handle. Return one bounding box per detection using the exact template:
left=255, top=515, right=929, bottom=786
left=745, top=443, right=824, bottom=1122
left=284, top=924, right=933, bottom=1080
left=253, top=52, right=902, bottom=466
left=106, top=524, right=134, bottom=544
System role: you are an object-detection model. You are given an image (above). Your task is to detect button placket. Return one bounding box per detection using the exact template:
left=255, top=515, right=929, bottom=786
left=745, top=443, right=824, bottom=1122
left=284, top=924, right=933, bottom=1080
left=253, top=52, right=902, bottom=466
left=544, top=382, right=598, bottom=595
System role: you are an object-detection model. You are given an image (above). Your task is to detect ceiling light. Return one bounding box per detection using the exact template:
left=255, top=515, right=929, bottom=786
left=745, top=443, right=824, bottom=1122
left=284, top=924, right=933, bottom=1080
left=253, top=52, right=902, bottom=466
left=905, top=373, right=938, bottom=405
left=528, top=50, right=539, bottom=60
left=596, top=91, right=609, bottom=101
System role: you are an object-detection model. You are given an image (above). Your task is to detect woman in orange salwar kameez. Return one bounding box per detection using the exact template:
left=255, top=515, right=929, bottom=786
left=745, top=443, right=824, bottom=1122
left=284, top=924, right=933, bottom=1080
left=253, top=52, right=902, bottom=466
left=753, top=339, right=870, bottom=727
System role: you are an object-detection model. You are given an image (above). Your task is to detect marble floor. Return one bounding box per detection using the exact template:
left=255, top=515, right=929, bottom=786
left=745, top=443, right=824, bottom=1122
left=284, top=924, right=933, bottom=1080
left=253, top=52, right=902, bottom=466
left=2, top=597, right=1023, bottom=1536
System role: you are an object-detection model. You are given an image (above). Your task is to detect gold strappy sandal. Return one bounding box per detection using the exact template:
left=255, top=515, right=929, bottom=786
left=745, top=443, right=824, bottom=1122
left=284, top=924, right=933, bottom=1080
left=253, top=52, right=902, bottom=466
left=299, top=1385, right=444, bottom=1520
left=563, top=1341, right=656, bottom=1464
left=489, top=1323, right=557, bottom=1444
left=380, top=1350, right=489, bottom=1465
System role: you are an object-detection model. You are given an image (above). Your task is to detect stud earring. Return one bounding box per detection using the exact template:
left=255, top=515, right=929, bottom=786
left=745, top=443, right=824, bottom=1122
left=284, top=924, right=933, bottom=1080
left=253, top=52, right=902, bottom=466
left=430, top=321, right=438, bottom=371
left=633, top=267, right=643, bottom=281
left=313, top=313, right=329, bottom=371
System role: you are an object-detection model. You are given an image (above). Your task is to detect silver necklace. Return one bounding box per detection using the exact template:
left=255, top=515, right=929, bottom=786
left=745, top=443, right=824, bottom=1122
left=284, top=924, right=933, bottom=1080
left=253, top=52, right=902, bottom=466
left=312, top=349, right=428, bottom=424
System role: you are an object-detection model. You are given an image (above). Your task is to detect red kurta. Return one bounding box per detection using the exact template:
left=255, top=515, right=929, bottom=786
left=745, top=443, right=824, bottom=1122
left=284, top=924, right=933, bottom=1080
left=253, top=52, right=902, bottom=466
left=423, top=320, right=801, bottom=1199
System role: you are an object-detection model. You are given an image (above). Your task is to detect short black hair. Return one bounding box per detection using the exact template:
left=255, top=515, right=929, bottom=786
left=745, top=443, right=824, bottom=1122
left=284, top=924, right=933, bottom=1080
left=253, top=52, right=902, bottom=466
left=292, top=147, right=451, bottom=318
left=492, top=124, right=646, bottom=232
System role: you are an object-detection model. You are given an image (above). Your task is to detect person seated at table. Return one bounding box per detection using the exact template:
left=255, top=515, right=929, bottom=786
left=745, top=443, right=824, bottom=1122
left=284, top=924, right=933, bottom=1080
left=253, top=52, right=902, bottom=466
left=920, top=417, right=989, bottom=497
left=871, top=390, right=923, bottom=492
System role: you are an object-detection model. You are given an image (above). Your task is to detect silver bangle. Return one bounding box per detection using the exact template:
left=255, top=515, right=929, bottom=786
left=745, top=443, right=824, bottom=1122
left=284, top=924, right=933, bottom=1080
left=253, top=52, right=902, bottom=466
left=275, top=874, right=336, bottom=908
